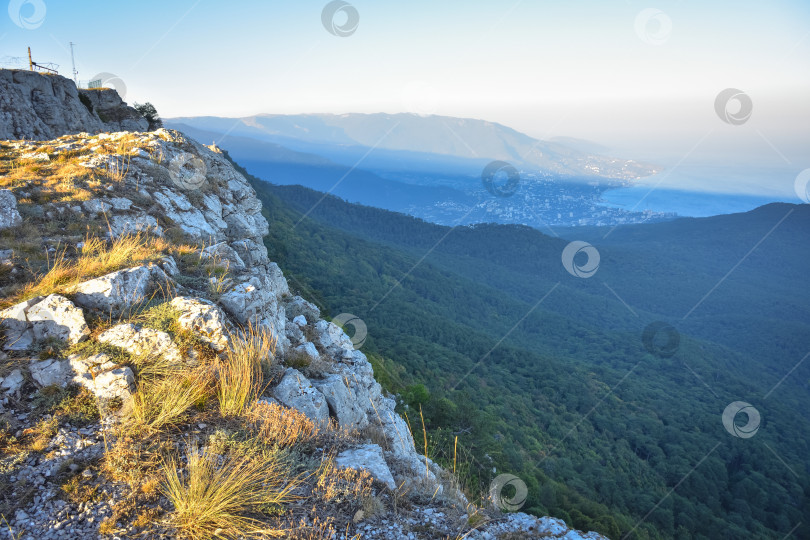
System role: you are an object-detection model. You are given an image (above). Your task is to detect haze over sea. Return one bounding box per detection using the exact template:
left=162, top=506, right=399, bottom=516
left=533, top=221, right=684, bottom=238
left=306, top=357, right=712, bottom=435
left=601, top=163, right=800, bottom=217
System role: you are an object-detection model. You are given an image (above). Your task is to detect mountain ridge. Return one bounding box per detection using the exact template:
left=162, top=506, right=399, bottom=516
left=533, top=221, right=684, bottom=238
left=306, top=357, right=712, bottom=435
left=167, top=112, right=660, bottom=180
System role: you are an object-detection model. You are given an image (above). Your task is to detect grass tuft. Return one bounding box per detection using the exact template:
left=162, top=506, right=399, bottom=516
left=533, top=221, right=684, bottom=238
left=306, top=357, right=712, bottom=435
left=245, top=400, right=318, bottom=449
left=130, top=369, right=213, bottom=433
left=162, top=444, right=297, bottom=539
left=217, top=325, right=276, bottom=417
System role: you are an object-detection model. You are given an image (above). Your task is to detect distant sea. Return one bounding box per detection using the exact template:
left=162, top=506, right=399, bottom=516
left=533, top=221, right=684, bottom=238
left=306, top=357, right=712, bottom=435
left=600, top=164, right=799, bottom=217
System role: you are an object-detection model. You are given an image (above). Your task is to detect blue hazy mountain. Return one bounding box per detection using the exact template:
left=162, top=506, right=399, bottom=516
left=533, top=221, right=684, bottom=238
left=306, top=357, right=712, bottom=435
left=167, top=113, right=658, bottom=180
left=167, top=119, right=674, bottom=229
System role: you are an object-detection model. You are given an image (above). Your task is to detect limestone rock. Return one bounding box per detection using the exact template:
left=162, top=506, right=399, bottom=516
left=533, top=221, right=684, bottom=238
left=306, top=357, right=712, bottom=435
left=285, top=321, right=304, bottom=346
left=107, top=214, right=163, bottom=238
left=72, top=265, right=169, bottom=315
left=201, top=242, right=245, bottom=272
left=467, top=514, right=610, bottom=540
left=218, top=279, right=268, bottom=324
left=153, top=190, right=218, bottom=239
left=26, top=294, right=90, bottom=345
left=272, top=368, right=329, bottom=424
left=266, top=263, right=290, bottom=297
left=0, top=297, right=40, bottom=351
left=77, top=88, right=149, bottom=133
left=336, top=444, right=396, bottom=490
left=170, top=296, right=230, bottom=352
left=312, top=373, right=368, bottom=430
left=231, top=239, right=269, bottom=268
left=159, top=256, right=180, bottom=276
left=0, top=294, right=89, bottom=351
left=98, top=323, right=182, bottom=364
left=81, top=197, right=132, bottom=215
left=29, top=358, right=69, bottom=387
left=0, top=189, right=22, bottom=230
left=68, top=353, right=134, bottom=400
left=0, top=69, right=145, bottom=140
left=0, top=369, right=24, bottom=395
left=284, top=296, right=320, bottom=324
left=294, top=342, right=320, bottom=362
left=314, top=320, right=353, bottom=351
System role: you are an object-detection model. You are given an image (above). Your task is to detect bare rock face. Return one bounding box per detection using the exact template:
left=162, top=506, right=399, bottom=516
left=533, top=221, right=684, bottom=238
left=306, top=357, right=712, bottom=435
left=272, top=368, right=330, bottom=424
left=77, top=88, right=148, bottom=133
left=284, top=296, right=321, bottom=324
left=0, top=69, right=147, bottom=140
left=0, top=189, right=23, bottom=229
left=312, top=373, right=369, bottom=431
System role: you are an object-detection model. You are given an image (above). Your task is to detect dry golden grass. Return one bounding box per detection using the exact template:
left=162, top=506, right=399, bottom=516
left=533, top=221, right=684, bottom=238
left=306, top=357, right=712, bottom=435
left=161, top=444, right=298, bottom=540
left=217, top=326, right=276, bottom=417
left=23, top=417, right=58, bottom=453
left=3, top=232, right=163, bottom=307
left=245, top=400, right=318, bottom=449
left=129, top=368, right=213, bottom=433
left=313, top=456, right=373, bottom=504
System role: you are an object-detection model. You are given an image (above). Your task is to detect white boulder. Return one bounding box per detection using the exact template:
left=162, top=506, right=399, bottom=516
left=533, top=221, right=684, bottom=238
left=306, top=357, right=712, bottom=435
left=201, top=242, right=245, bottom=272
left=284, top=296, right=320, bottom=324
left=72, top=265, right=169, bottom=314
left=26, top=294, right=90, bottom=345
left=0, top=294, right=89, bottom=351
left=98, top=323, right=182, bottom=364
left=69, top=353, right=134, bottom=401
left=170, top=296, right=230, bottom=352
left=29, top=358, right=69, bottom=387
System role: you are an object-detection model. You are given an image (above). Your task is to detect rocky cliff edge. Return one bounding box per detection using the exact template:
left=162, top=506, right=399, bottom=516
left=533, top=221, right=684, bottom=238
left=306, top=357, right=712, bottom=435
left=0, top=71, right=608, bottom=540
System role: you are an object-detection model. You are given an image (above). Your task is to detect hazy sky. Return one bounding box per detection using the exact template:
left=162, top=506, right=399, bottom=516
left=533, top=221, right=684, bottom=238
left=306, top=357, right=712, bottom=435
left=3, top=0, right=809, bottom=194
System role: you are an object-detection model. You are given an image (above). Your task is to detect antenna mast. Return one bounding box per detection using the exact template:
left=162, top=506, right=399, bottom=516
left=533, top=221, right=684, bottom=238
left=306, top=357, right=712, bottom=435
left=69, top=42, right=78, bottom=84
left=28, top=47, right=33, bottom=71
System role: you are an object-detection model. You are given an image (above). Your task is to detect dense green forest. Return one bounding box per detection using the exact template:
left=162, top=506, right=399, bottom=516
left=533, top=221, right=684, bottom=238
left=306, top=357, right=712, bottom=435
left=227, top=155, right=810, bottom=539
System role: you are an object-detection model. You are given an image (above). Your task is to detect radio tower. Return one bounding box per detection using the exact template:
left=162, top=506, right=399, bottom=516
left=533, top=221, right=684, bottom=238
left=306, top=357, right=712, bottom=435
left=70, top=42, right=78, bottom=84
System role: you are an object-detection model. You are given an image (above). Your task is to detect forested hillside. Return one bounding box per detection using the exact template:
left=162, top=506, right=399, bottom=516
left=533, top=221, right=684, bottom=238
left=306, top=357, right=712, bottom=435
left=230, top=156, right=810, bottom=539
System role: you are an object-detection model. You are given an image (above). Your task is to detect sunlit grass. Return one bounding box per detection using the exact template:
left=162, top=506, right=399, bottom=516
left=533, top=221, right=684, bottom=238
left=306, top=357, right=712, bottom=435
left=162, top=444, right=297, bottom=540
left=217, top=325, right=276, bottom=417
left=3, top=233, right=163, bottom=307
left=129, top=368, right=213, bottom=433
